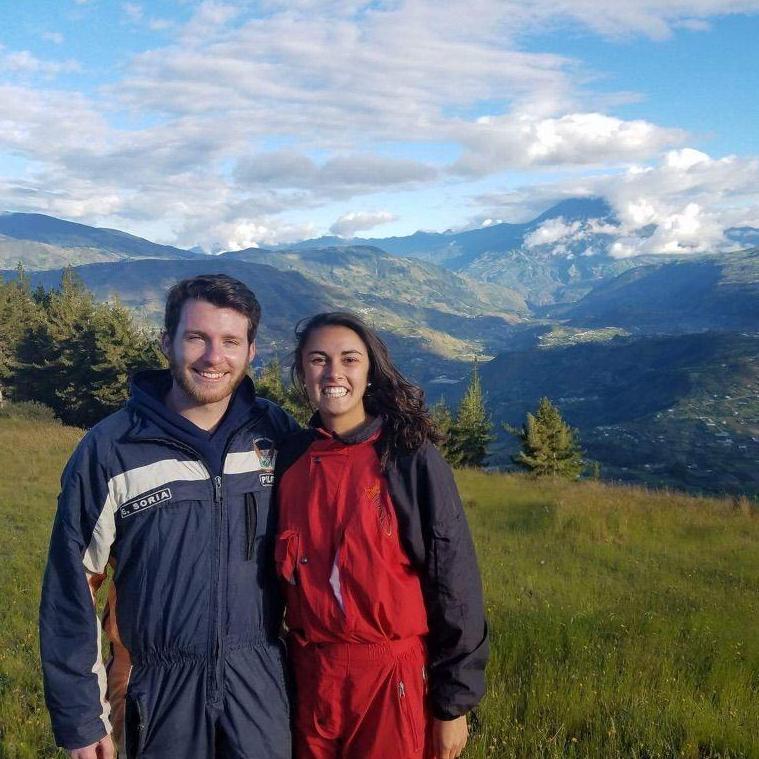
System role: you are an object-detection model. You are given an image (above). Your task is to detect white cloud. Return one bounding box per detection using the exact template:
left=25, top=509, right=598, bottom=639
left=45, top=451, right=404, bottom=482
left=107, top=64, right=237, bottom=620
left=607, top=201, right=726, bottom=257
left=198, top=218, right=319, bottom=252
left=148, top=18, right=174, bottom=31
left=524, top=217, right=582, bottom=248
left=479, top=148, right=759, bottom=258
left=453, top=112, right=685, bottom=174
left=236, top=151, right=437, bottom=195
left=3, top=0, right=759, bottom=251
left=42, top=32, right=65, bottom=45
left=330, top=211, right=397, bottom=237
left=179, top=1, right=241, bottom=45
left=513, top=0, right=759, bottom=40
left=0, top=50, right=80, bottom=77
left=123, top=3, right=143, bottom=22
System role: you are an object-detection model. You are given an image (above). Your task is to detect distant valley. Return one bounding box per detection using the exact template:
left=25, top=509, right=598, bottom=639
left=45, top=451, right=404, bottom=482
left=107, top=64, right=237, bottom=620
left=1, top=202, right=757, bottom=494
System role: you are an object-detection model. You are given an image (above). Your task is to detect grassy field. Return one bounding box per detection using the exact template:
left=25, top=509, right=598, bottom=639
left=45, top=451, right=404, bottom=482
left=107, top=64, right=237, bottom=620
left=1, top=418, right=757, bottom=758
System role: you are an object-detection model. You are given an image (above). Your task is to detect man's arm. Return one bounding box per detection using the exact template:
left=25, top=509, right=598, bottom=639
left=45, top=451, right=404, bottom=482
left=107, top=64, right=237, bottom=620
left=39, top=435, right=116, bottom=751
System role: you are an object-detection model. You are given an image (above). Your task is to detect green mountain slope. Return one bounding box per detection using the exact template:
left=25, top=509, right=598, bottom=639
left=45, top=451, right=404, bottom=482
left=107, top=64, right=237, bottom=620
left=221, top=244, right=528, bottom=317
left=0, top=212, right=201, bottom=269
left=550, top=249, right=759, bottom=331
left=10, top=258, right=505, bottom=380
left=479, top=332, right=759, bottom=494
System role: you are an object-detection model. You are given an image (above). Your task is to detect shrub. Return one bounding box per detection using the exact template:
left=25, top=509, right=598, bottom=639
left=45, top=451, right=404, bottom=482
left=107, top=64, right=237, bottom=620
left=0, top=400, right=59, bottom=423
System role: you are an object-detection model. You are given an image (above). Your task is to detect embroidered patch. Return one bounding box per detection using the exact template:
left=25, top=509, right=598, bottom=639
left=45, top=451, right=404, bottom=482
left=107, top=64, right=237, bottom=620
left=120, top=488, right=172, bottom=519
left=366, top=482, right=392, bottom=536
left=252, top=437, right=275, bottom=470
left=259, top=473, right=274, bottom=487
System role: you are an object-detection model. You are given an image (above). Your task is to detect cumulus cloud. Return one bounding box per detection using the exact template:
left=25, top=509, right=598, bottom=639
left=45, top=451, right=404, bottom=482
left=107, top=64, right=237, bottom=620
left=3, top=0, right=759, bottom=251
left=330, top=211, right=397, bottom=238
left=452, top=112, right=685, bottom=174
left=194, top=218, right=320, bottom=252
left=600, top=149, right=759, bottom=256
left=478, top=148, right=759, bottom=258
left=524, top=217, right=582, bottom=248
left=0, top=49, right=80, bottom=77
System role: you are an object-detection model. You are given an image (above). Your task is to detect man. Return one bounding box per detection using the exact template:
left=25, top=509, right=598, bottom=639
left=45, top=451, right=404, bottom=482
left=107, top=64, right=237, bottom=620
left=40, top=274, right=299, bottom=758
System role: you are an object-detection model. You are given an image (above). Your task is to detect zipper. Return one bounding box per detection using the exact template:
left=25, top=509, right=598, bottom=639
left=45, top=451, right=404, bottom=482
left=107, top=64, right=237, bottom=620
left=398, top=678, right=420, bottom=750
left=208, top=473, right=224, bottom=703
left=245, top=492, right=257, bottom=561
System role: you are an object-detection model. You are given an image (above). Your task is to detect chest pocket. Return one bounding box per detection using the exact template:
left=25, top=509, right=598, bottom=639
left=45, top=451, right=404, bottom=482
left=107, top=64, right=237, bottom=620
left=243, top=486, right=274, bottom=561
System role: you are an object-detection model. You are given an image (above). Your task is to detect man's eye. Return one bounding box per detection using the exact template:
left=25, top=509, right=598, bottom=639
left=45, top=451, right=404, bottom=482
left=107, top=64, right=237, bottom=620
left=224, top=340, right=240, bottom=347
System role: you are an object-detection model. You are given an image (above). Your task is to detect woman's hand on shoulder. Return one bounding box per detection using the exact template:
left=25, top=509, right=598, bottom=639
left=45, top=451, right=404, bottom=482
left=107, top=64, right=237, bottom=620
left=432, top=715, right=468, bottom=759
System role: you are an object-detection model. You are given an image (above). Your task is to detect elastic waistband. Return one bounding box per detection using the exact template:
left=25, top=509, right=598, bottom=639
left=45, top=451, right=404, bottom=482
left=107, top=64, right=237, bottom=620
left=291, top=635, right=425, bottom=664
left=132, top=637, right=278, bottom=667
left=131, top=649, right=205, bottom=667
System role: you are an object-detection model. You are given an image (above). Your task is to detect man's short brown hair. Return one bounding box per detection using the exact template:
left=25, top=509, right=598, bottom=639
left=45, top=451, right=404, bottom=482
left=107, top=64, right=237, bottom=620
left=164, top=274, right=261, bottom=344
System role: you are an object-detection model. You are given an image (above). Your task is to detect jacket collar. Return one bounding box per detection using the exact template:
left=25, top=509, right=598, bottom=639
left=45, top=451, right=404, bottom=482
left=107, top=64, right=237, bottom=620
left=309, top=412, right=383, bottom=445
left=126, top=368, right=261, bottom=442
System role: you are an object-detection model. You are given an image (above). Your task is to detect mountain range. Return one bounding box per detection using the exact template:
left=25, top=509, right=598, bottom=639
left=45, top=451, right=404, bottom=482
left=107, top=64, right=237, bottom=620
left=1, top=201, right=757, bottom=493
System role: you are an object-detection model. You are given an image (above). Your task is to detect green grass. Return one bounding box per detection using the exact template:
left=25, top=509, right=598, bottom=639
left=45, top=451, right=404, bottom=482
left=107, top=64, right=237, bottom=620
left=0, top=419, right=81, bottom=758
left=459, top=469, right=759, bottom=758
left=1, top=419, right=758, bottom=757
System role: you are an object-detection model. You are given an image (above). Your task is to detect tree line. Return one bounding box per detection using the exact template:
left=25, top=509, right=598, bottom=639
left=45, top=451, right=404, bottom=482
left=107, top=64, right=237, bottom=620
left=0, top=266, right=162, bottom=427
left=1, top=267, right=585, bottom=477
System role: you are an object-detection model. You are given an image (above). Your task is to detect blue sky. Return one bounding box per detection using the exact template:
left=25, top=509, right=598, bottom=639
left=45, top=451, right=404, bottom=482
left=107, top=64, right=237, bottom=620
left=1, top=1, right=759, bottom=254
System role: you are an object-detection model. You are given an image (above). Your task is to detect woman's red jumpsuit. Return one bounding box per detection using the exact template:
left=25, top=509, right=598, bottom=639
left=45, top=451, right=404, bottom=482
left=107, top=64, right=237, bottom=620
left=276, top=421, right=432, bottom=758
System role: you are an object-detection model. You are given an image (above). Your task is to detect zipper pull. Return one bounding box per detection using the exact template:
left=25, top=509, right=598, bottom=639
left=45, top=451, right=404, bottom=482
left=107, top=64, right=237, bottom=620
left=214, top=476, right=222, bottom=504
left=398, top=681, right=405, bottom=698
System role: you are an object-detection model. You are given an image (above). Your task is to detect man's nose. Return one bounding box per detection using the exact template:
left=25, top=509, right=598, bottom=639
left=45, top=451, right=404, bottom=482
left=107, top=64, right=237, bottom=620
left=203, top=340, right=224, bottom=364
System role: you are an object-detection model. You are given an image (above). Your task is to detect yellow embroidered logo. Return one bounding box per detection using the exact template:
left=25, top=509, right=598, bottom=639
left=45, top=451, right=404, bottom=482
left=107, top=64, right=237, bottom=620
left=366, top=482, right=392, bottom=536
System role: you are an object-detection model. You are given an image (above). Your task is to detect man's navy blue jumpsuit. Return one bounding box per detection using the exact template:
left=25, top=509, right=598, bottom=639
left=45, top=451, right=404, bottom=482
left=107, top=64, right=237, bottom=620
left=40, top=370, right=298, bottom=757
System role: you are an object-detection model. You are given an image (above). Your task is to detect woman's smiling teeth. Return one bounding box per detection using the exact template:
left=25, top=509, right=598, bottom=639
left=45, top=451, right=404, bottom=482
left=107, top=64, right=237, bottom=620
left=322, top=386, right=349, bottom=398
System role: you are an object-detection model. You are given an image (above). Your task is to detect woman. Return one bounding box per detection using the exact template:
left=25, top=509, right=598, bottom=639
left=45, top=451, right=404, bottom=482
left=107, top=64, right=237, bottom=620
left=274, top=312, right=488, bottom=759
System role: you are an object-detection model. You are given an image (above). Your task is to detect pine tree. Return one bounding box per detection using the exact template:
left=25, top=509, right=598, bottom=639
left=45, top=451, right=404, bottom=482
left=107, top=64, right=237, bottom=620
left=430, top=396, right=459, bottom=466
left=255, top=357, right=289, bottom=407
left=15, top=270, right=162, bottom=427
left=15, top=268, right=97, bottom=416
left=85, top=299, right=164, bottom=427
left=509, top=396, right=584, bottom=478
left=0, top=265, right=42, bottom=404
left=449, top=362, right=493, bottom=468
left=254, top=357, right=312, bottom=425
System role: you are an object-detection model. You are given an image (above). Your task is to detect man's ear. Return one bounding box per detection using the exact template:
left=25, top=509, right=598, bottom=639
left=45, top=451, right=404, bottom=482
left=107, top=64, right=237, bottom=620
left=160, top=331, right=171, bottom=359
left=247, top=339, right=256, bottom=365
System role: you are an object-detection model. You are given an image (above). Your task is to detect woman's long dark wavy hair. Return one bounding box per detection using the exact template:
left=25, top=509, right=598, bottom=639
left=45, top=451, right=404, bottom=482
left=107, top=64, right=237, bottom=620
left=292, top=312, right=440, bottom=466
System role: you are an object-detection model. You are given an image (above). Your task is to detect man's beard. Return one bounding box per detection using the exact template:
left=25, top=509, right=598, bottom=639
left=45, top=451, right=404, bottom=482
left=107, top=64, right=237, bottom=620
left=168, top=355, right=248, bottom=405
